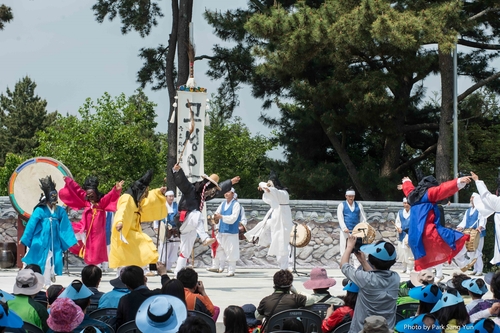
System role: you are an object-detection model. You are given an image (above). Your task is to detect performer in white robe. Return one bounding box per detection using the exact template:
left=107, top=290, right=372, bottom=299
left=470, top=172, right=500, bottom=266
left=245, top=171, right=293, bottom=269
left=337, top=188, right=367, bottom=260
left=153, top=191, right=179, bottom=272
left=454, top=193, right=486, bottom=275
left=395, top=198, right=413, bottom=273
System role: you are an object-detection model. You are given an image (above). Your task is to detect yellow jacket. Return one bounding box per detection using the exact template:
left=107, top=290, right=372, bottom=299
left=109, top=189, right=167, bottom=268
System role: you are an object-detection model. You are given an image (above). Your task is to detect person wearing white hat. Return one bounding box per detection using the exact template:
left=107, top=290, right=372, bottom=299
left=337, top=187, right=367, bottom=261
left=395, top=198, right=414, bottom=273
left=207, top=188, right=241, bottom=277
left=153, top=190, right=179, bottom=273
left=454, top=193, right=486, bottom=275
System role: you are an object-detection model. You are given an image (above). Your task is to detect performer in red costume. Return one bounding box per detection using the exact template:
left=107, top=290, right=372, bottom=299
left=401, top=175, right=472, bottom=271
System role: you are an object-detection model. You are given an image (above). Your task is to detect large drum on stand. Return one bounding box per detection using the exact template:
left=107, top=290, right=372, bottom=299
left=8, top=157, right=72, bottom=267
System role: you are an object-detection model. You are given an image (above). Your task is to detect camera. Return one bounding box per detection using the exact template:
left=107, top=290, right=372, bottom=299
left=352, top=237, right=363, bottom=254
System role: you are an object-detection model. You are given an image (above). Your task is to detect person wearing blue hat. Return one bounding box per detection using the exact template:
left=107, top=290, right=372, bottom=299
left=0, top=301, right=25, bottom=333
left=458, top=319, right=500, bottom=333
left=461, top=278, right=488, bottom=313
left=408, top=284, right=442, bottom=315
left=395, top=313, right=442, bottom=333
left=430, top=288, right=470, bottom=333
left=322, top=281, right=359, bottom=333
left=341, top=235, right=400, bottom=333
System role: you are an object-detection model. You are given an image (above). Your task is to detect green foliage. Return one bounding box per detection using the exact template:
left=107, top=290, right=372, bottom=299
left=0, top=153, right=25, bottom=196
left=205, top=114, right=276, bottom=199
left=0, top=4, right=13, bottom=30
left=0, top=77, right=57, bottom=165
left=34, top=90, right=168, bottom=192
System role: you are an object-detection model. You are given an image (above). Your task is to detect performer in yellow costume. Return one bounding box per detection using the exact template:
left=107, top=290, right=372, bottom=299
left=109, top=169, right=167, bottom=269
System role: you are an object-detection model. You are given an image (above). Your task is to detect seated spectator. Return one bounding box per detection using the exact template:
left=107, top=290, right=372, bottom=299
left=447, top=273, right=473, bottom=304
left=58, top=280, right=112, bottom=333
left=177, top=268, right=217, bottom=319
left=114, top=264, right=170, bottom=330
left=46, top=285, right=65, bottom=309
left=256, top=270, right=307, bottom=326
left=431, top=288, right=470, bottom=333
left=224, top=305, right=248, bottom=333
left=458, top=318, right=499, bottom=333
left=398, top=270, right=435, bottom=304
left=161, top=279, right=187, bottom=306
left=7, top=269, right=49, bottom=332
left=25, top=264, right=48, bottom=304
left=135, top=295, right=187, bottom=333
left=461, top=278, right=488, bottom=313
left=46, top=298, right=84, bottom=333
left=341, top=237, right=399, bottom=333
left=97, top=274, right=130, bottom=309
left=178, top=316, right=212, bottom=333
left=408, top=284, right=442, bottom=315
left=282, top=318, right=305, bottom=333
left=359, top=316, right=391, bottom=333
left=242, top=304, right=261, bottom=333
left=395, top=313, right=442, bottom=333
left=322, top=281, right=358, bottom=333
left=0, top=301, right=25, bottom=333
left=468, top=271, right=500, bottom=316
left=302, top=267, right=344, bottom=307
left=81, top=265, right=104, bottom=309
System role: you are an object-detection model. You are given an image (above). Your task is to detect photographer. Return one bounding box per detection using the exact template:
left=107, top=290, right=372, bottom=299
left=177, top=267, right=217, bottom=320
left=340, top=235, right=400, bottom=333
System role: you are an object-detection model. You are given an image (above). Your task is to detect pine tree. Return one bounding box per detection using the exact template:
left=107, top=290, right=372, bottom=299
left=0, top=4, right=13, bottom=30
left=0, top=77, right=56, bottom=165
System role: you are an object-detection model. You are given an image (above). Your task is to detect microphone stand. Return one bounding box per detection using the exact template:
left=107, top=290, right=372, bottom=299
left=291, top=222, right=308, bottom=277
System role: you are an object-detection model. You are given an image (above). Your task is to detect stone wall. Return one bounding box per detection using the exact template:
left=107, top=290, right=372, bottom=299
left=0, top=196, right=470, bottom=269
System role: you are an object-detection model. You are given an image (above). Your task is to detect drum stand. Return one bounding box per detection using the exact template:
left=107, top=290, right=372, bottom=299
left=290, top=223, right=309, bottom=277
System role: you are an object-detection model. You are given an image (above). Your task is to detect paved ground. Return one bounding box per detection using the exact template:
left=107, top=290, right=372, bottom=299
left=0, top=265, right=490, bottom=331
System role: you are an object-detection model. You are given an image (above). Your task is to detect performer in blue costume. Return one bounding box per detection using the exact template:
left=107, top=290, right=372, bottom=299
left=337, top=188, right=367, bottom=259
left=153, top=190, right=179, bottom=272
left=395, top=198, right=413, bottom=273
left=20, top=176, right=77, bottom=286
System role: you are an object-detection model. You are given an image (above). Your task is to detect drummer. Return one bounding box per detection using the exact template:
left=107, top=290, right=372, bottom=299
left=207, top=188, right=241, bottom=277
left=395, top=198, right=414, bottom=273
left=337, top=188, right=367, bottom=264
left=454, top=193, right=486, bottom=275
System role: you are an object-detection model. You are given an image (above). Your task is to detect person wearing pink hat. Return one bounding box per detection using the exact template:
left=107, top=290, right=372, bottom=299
left=301, top=267, right=344, bottom=307
left=47, top=298, right=84, bottom=333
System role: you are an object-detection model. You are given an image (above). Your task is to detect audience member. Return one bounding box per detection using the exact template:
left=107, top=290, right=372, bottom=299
left=97, top=274, right=130, bottom=309
left=8, top=269, right=48, bottom=332
left=46, top=285, right=65, bottom=308
left=461, top=278, right=487, bottom=313
left=135, top=295, right=187, bottom=333
left=224, top=305, right=248, bottom=333
left=341, top=236, right=399, bottom=333
left=408, top=284, right=442, bottom=315
left=161, top=279, right=187, bottom=306
left=242, top=304, right=261, bottom=333
left=447, top=273, right=473, bottom=304
left=468, top=271, right=500, bottom=316
left=322, top=281, right=358, bottom=333
left=398, top=270, right=435, bottom=304
left=302, top=267, right=344, bottom=306
left=46, top=298, right=84, bottom=333
left=178, top=316, right=212, bottom=333
left=431, top=288, right=470, bottom=333
left=458, top=319, right=499, bottom=333
left=256, top=270, right=307, bottom=329
left=177, top=267, right=217, bottom=319
left=58, top=280, right=112, bottom=333
left=282, top=318, right=305, bottom=333
left=25, top=264, right=49, bottom=303
left=395, top=313, right=442, bottom=333
left=359, top=316, right=391, bottom=333
left=113, top=264, right=170, bottom=329
left=0, top=301, right=27, bottom=333
left=81, top=265, right=104, bottom=308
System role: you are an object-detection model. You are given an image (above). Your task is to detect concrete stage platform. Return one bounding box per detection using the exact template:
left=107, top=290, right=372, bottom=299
left=0, top=266, right=489, bottom=331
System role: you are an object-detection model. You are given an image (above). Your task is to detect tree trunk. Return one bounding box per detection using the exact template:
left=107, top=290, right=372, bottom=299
left=166, top=0, right=180, bottom=191
left=320, top=121, right=374, bottom=200
left=380, top=135, right=405, bottom=178
left=436, top=50, right=454, bottom=183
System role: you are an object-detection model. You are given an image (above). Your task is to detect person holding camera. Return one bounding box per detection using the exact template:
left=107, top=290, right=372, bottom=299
left=340, top=235, right=400, bottom=333
left=177, top=267, right=218, bottom=321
